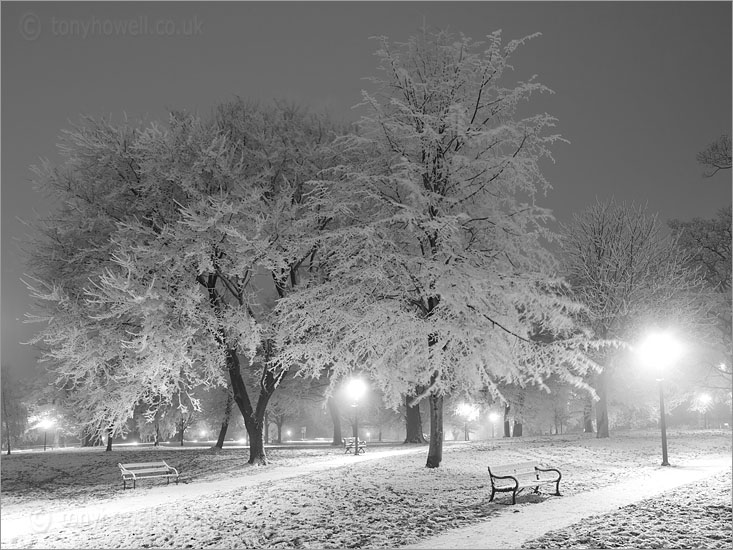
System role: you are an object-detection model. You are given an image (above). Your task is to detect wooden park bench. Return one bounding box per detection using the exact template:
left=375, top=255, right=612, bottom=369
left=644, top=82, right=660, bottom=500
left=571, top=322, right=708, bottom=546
left=487, top=461, right=562, bottom=505
left=342, top=437, right=366, bottom=454
left=118, top=460, right=180, bottom=490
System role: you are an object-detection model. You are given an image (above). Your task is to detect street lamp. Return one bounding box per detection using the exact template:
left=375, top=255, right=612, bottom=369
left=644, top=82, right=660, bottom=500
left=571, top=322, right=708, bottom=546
left=345, top=378, right=367, bottom=455
left=39, top=419, right=55, bottom=451
left=699, top=394, right=712, bottom=429
left=456, top=403, right=479, bottom=441
left=637, top=331, right=683, bottom=467
left=488, top=412, right=501, bottom=439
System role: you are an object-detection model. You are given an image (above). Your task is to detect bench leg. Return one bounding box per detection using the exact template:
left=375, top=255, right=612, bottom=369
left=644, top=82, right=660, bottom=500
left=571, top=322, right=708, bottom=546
left=512, top=488, right=517, bottom=505
left=554, top=480, right=561, bottom=496
left=489, top=487, right=496, bottom=502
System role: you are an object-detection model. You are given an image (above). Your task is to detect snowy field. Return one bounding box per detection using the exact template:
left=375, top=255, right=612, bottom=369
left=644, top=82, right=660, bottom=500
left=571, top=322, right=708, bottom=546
left=1, top=430, right=730, bottom=549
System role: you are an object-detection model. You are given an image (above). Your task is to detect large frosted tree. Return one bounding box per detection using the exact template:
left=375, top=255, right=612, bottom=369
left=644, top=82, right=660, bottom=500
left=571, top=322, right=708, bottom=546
left=24, top=101, right=343, bottom=464
left=275, top=28, right=596, bottom=468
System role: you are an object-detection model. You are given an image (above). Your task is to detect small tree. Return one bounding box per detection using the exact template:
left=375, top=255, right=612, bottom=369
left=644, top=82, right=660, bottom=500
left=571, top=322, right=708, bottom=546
left=1, top=366, right=29, bottom=454
left=697, top=134, right=731, bottom=177
left=561, top=199, right=707, bottom=437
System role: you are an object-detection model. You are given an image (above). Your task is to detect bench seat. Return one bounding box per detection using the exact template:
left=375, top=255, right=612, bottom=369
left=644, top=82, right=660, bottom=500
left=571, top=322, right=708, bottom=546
left=488, top=461, right=562, bottom=504
left=118, top=460, right=179, bottom=490
left=342, top=437, right=366, bottom=454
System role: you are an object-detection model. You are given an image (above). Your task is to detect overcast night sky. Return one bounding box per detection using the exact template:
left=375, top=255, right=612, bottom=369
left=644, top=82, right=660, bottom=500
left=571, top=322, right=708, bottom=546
left=2, top=1, right=731, bottom=379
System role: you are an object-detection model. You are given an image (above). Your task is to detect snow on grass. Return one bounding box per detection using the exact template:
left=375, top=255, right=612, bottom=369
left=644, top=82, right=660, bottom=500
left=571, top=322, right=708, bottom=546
left=1, top=430, right=730, bottom=549
left=522, top=469, right=732, bottom=549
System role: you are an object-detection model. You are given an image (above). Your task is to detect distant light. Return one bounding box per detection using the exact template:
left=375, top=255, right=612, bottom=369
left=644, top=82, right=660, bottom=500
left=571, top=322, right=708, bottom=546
left=456, top=403, right=479, bottom=421
left=286, top=430, right=292, bottom=437
left=488, top=412, right=501, bottom=423
left=699, top=394, right=712, bottom=405
left=238, top=438, right=247, bottom=444
left=38, top=418, right=55, bottom=430
left=199, top=430, right=207, bottom=438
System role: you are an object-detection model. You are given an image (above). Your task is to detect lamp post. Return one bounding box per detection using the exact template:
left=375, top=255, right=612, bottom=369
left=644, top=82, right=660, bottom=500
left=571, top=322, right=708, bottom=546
left=39, top=419, right=55, bottom=451
left=637, top=331, right=682, bottom=467
left=699, top=394, right=712, bottom=429
left=345, top=378, right=367, bottom=455
left=488, top=412, right=500, bottom=439
left=456, top=403, right=479, bottom=441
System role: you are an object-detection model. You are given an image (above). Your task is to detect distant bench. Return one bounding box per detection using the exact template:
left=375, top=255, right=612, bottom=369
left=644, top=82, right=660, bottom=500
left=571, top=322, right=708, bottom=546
left=118, top=460, right=179, bottom=490
left=487, top=461, right=562, bottom=505
left=342, top=437, right=366, bottom=454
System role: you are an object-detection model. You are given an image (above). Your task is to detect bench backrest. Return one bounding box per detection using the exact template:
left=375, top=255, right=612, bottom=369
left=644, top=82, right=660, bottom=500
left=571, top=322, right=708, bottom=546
left=119, top=461, right=170, bottom=470
left=489, top=462, right=539, bottom=476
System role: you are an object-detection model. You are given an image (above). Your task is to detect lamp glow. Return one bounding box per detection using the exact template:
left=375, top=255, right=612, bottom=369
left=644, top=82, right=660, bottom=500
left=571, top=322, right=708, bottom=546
left=637, top=332, right=683, bottom=369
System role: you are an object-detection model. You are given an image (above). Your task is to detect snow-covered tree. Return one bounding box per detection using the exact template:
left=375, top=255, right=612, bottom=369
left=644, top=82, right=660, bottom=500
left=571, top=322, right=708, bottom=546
left=23, top=116, right=214, bottom=444
left=275, top=28, right=597, bottom=467
left=560, top=199, right=708, bottom=438
left=24, top=101, right=344, bottom=464
left=669, top=206, right=732, bottom=391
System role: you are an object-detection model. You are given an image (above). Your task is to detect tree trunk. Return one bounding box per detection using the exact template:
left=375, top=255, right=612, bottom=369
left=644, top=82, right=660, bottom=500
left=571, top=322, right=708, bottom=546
left=81, top=430, right=94, bottom=447
left=154, top=421, right=160, bottom=447
left=264, top=412, right=270, bottom=444
left=179, top=420, right=185, bottom=446
left=512, top=420, right=523, bottom=437
left=276, top=421, right=282, bottom=444
left=105, top=429, right=112, bottom=452
left=425, top=392, right=443, bottom=468
left=2, top=390, right=12, bottom=455
left=595, top=369, right=610, bottom=438
left=204, top=280, right=286, bottom=465
left=503, top=404, right=511, bottom=437
left=405, top=390, right=427, bottom=443
left=327, top=396, right=342, bottom=446
left=214, top=390, right=234, bottom=449
left=378, top=429, right=382, bottom=442
left=583, top=396, right=595, bottom=433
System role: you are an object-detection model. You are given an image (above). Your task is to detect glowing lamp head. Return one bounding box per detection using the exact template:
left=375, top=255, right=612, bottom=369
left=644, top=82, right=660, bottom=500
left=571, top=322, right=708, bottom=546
left=488, top=412, right=501, bottom=423
left=346, top=378, right=368, bottom=401
left=456, top=403, right=479, bottom=421
left=38, top=418, right=55, bottom=430
left=637, top=331, right=683, bottom=369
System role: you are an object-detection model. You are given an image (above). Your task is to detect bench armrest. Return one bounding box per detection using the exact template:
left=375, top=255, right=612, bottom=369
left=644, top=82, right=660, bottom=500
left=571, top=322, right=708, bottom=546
left=535, top=466, right=561, bottom=480
left=488, top=471, right=519, bottom=488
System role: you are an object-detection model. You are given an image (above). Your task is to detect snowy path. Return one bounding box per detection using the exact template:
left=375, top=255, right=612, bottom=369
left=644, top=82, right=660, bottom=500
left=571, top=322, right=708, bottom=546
left=1, top=446, right=425, bottom=543
left=403, top=454, right=732, bottom=549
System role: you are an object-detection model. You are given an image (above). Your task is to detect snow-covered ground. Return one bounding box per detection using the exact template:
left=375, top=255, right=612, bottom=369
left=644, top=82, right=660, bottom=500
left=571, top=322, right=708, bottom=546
left=1, top=430, right=730, bottom=548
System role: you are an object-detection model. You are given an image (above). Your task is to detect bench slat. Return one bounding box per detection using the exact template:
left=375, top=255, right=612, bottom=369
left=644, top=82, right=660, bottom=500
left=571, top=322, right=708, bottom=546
left=120, top=461, right=171, bottom=468
left=123, top=468, right=174, bottom=475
